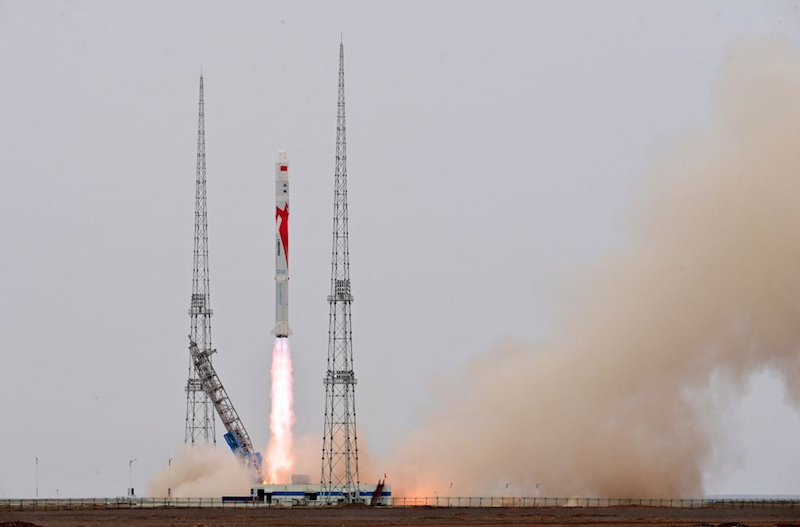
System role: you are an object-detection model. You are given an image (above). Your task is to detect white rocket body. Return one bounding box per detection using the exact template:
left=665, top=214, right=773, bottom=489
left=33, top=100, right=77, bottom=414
left=273, top=150, right=291, bottom=337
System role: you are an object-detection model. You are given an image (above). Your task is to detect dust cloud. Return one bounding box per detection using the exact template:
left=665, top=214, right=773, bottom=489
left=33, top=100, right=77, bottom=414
left=146, top=444, right=251, bottom=498
left=290, top=428, right=379, bottom=486
left=389, top=38, right=800, bottom=498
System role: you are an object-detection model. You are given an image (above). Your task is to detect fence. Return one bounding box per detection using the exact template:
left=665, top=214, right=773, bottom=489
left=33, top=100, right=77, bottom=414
left=2, top=497, right=800, bottom=511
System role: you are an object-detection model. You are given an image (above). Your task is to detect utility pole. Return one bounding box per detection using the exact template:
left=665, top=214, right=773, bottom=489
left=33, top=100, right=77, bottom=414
left=34, top=457, right=38, bottom=499
left=168, top=458, right=172, bottom=498
left=320, top=41, right=361, bottom=503
left=129, top=458, right=137, bottom=497
left=525, top=479, right=529, bottom=507
left=185, top=73, right=216, bottom=445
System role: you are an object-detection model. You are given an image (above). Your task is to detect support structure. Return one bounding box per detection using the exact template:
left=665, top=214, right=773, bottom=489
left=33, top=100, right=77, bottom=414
left=320, top=42, right=361, bottom=502
left=188, top=337, right=263, bottom=478
left=185, top=73, right=216, bottom=445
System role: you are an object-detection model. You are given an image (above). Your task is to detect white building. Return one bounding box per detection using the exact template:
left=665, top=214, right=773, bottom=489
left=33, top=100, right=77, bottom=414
left=248, top=482, right=392, bottom=506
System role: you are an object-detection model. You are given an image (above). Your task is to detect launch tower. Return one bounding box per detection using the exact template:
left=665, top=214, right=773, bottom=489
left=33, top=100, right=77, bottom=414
left=185, top=73, right=216, bottom=445
left=320, top=42, right=361, bottom=502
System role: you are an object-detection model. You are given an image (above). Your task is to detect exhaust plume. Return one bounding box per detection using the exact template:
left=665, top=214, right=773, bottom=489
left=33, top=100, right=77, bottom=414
left=266, top=337, right=295, bottom=483
left=390, top=38, right=800, bottom=498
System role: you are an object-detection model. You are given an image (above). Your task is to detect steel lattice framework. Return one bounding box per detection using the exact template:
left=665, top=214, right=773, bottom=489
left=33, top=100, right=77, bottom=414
left=320, top=42, right=361, bottom=503
left=187, top=337, right=263, bottom=477
left=185, top=73, right=216, bottom=445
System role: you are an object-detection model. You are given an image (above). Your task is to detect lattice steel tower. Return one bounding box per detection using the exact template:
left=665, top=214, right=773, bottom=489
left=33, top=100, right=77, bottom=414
left=320, top=42, right=360, bottom=502
left=185, top=73, right=216, bottom=445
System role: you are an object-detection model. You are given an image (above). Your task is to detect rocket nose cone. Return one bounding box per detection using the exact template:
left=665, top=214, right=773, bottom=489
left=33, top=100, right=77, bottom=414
left=278, top=150, right=288, bottom=164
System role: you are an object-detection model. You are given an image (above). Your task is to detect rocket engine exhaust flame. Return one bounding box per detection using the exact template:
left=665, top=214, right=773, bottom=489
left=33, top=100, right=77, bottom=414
left=266, top=337, right=295, bottom=483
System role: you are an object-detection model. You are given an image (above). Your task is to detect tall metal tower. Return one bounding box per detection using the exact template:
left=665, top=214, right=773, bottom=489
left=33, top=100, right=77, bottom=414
left=185, top=73, right=216, bottom=445
left=320, top=42, right=361, bottom=502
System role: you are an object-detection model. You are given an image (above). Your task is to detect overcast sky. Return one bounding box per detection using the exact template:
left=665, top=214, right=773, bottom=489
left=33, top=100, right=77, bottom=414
left=2, top=0, right=800, bottom=499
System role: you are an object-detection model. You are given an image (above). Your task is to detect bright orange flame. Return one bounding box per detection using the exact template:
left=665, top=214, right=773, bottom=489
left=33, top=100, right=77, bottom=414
left=266, top=337, right=295, bottom=483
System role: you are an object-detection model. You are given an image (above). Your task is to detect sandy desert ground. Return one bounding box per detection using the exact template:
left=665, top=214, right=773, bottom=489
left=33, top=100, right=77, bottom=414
left=3, top=506, right=800, bottom=527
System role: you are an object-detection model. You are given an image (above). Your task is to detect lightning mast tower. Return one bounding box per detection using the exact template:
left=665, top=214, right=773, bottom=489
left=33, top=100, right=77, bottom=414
left=320, top=42, right=361, bottom=502
left=185, top=73, right=216, bottom=445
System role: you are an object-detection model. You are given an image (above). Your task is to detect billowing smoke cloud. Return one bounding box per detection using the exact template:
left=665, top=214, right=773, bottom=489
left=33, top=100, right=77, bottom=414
left=389, top=38, right=800, bottom=498
left=287, top=428, right=380, bottom=486
left=146, top=444, right=251, bottom=498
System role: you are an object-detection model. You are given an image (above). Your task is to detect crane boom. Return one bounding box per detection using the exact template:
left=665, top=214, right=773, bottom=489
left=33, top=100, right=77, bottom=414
left=188, top=336, right=264, bottom=480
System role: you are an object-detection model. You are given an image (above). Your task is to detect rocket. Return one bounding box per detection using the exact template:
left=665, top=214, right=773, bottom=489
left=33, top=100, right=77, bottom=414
left=272, top=150, right=291, bottom=337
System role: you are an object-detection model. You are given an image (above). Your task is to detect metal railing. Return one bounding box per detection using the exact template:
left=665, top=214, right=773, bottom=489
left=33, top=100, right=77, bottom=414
left=386, top=497, right=800, bottom=508
left=2, top=497, right=800, bottom=510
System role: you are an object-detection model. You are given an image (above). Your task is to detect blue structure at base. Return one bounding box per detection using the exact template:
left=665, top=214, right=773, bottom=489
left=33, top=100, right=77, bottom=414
left=224, top=432, right=262, bottom=473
